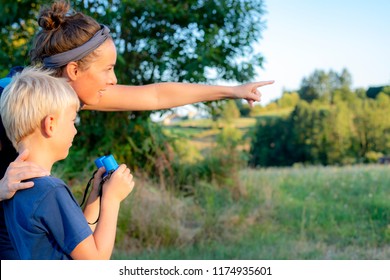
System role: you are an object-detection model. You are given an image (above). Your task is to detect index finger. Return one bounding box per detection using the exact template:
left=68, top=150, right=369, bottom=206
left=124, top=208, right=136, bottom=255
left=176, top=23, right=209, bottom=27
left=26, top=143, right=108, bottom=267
left=253, top=80, right=275, bottom=88
left=116, top=164, right=128, bottom=173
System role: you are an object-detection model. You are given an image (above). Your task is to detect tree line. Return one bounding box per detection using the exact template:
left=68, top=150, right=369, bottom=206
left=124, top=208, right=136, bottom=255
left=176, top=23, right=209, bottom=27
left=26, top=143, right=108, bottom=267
left=249, top=69, right=390, bottom=167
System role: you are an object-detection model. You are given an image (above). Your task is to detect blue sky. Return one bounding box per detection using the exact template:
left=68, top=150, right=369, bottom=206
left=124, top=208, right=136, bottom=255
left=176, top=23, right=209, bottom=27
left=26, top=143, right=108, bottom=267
left=256, top=0, right=390, bottom=105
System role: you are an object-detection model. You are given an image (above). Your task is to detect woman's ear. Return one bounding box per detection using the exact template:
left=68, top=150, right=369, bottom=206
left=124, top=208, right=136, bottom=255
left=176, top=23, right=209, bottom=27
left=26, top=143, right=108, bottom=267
left=42, top=114, right=58, bottom=137
left=64, top=61, right=79, bottom=81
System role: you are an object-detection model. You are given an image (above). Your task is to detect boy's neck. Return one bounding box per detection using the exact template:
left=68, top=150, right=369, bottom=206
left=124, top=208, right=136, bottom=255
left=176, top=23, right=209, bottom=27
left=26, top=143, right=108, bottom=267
left=18, top=138, right=55, bottom=173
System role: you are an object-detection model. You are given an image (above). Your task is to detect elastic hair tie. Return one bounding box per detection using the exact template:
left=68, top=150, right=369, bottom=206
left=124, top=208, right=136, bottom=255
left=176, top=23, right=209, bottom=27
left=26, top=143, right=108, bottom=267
left=43, top=24, right=110, bottom=68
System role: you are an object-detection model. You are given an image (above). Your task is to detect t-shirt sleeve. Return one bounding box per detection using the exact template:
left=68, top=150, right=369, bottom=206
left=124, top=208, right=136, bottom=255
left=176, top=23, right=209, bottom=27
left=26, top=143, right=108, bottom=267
left=34, top=184, right=93, bottom=255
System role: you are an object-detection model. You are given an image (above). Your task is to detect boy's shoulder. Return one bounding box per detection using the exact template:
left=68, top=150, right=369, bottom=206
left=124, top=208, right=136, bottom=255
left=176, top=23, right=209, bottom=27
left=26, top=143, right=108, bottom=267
left=11, top=176, right=75, bottom=211
left=29, top=176, right=68, bottom=190
left=14, top=176, right=69, bottom=198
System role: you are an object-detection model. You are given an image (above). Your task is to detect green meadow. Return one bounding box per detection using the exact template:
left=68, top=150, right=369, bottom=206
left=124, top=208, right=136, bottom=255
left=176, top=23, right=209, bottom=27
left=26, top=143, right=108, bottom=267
left=112, top=164, right=390, bottom=260
left=60, top=112, right=390, bottom=260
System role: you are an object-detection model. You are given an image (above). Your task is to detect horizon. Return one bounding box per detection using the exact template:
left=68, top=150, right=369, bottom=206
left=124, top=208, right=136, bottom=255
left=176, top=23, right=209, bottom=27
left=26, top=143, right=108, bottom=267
left=255, top=0, right=390, bottom=105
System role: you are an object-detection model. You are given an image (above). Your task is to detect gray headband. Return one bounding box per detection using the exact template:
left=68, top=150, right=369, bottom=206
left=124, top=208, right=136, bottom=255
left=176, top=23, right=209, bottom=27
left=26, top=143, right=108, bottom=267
left=43, top=24, right=110, bottom=68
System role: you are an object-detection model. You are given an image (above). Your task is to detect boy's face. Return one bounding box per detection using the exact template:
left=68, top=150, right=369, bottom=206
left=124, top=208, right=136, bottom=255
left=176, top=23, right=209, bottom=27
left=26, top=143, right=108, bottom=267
left=54, top=105, right=78, bottom=160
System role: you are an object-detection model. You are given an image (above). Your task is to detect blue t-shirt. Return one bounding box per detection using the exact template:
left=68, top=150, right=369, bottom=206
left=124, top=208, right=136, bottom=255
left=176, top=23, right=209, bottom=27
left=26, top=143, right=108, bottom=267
left=3, top=176, right=93, bottom=260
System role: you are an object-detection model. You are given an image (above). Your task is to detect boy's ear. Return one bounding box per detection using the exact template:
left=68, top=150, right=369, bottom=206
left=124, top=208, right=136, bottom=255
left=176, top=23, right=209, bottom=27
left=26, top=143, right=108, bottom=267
left=42, top=114, right=58, bottom=137
left=64, top=61, right=79, bottom=81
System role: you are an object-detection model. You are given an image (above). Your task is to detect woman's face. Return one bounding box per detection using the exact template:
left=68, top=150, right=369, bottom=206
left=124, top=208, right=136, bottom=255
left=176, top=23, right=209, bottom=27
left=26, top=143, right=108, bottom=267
left=68, top=39, right=118, bottom=105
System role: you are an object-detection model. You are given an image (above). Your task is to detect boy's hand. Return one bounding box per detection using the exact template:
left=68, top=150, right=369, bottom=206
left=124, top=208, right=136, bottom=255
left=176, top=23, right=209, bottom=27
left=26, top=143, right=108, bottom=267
left=102, top=164, right=134, bottom=202
left=92, top=167, right=106, bottom=197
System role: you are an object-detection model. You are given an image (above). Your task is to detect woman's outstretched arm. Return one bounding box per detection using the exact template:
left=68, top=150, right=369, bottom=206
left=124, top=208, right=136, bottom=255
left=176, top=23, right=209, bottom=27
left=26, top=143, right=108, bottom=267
left=84, top=80, right=274, bottom=111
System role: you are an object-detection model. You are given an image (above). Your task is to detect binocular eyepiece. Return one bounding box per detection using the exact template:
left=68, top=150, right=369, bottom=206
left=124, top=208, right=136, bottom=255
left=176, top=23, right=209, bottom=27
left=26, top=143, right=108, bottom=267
left=94, top=154, right=119, bottom=177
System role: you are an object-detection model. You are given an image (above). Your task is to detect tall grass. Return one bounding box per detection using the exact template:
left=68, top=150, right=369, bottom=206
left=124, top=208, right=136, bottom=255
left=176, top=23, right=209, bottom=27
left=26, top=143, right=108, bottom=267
left=113, top=164, right=390, bottom=260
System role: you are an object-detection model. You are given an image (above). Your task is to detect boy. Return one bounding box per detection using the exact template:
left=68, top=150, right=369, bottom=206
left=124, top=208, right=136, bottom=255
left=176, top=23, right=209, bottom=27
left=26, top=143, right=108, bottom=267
left=0, top=67, right=134, bottom=259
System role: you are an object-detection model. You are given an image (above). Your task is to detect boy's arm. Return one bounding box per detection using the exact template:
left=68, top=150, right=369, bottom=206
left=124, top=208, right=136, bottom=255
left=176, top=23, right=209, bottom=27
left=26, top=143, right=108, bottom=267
left=70, top=165, right=134, bottom=260
left=70, top=201, right=120, bottom=259
left=82, top=168, right=105, bottom=232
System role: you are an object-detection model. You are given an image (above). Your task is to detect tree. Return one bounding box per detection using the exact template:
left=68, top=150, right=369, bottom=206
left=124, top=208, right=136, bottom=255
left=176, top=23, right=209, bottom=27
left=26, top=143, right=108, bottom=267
left=277, top=91, right=300, bottom=108
left=298, top=68, right=352, bottom=103
left=288, top=101, right=326, bottom=164
left=378, top=86, right=390, bottom=98
left=0, top=0, right=44, bottom=76
left=71, top=0, right=267, bottom=181
left=0, top=0, right=267, bottom=182
left=321, top=102, right=355, bottom=164
left=353, top=97, right=390, bottom=160
left=221, top=100, right=240, bottom=123
left=249, top=116, right=294, bottom=167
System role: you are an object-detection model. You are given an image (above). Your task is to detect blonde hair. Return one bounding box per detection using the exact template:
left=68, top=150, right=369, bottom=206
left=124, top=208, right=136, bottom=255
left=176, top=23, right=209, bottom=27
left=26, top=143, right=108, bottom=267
left=0, top=67, right=80, bottom=149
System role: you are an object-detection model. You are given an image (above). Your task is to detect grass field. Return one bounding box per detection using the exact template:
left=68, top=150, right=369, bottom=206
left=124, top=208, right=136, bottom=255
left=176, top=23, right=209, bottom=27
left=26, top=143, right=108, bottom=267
left=163, top=117, right=257, bottom=153
left=52, top=111, right=390, bottom=260
left=113, top=164, right=390, bottom=260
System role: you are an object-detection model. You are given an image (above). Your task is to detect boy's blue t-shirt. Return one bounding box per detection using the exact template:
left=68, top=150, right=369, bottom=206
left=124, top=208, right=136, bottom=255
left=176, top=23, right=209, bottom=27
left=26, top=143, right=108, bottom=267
left=3, top=176, right=93, bottom=260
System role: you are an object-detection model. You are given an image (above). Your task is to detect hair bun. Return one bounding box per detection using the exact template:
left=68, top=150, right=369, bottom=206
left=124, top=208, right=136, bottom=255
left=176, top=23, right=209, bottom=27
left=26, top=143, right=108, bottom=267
left=38, top=1, right=70, bottom=31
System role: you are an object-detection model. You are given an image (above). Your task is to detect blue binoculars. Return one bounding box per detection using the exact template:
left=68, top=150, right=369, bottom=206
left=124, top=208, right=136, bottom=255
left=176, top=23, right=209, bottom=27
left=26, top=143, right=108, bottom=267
left=94, top=154, right=119, bottom=178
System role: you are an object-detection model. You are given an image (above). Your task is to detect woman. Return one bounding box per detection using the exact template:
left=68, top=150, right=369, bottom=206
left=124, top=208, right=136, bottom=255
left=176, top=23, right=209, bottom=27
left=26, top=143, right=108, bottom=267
left=0, top=0, right=273, bottom=259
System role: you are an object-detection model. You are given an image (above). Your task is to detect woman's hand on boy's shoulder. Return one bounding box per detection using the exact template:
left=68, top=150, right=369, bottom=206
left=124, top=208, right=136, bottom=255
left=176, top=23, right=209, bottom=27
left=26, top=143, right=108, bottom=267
left=0, top=149, right=49, bottom=201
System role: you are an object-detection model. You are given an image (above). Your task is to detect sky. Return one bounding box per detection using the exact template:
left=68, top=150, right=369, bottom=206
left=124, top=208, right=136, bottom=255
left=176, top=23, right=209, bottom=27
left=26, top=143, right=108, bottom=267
left=255, top=0, right=390, bottom=105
